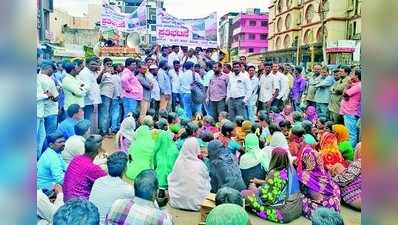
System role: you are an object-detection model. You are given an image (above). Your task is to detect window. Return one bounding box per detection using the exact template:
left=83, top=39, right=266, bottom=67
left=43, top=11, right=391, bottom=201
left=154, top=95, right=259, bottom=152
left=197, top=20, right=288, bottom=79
left=240, top=33, right=245, bottom=40
left=260, top=34, right=267, bottom=40
left=151, top=36, right=156, bottom=42
left=249, top=20, right=256, bottom=26
left=353, top=21, right=357, bottom=35
left=277, top=17, right=283, bottom=32
left=248, top=48, right=254, bottom=53
left=285, top=14, right=292, bottom=29
left=305, top=4, right=315, bottom=23
left=248, top=33, right=256, bottom=40
left=284, top=34, right=291, bottom=48
left=286, top=0, right=292, bottom=9
left=261, top=20, right=267, bottom=27
left=151, top=25, right=156, bottom=31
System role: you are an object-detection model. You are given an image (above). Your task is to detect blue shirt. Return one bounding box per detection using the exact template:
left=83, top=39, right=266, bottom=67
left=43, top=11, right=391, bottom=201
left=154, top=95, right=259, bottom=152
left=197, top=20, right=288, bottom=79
left=57, top=117, right=78, bottom=139
left=157, top=68, right=172, bottom=96
left=37, top=147, right=67, bottom=190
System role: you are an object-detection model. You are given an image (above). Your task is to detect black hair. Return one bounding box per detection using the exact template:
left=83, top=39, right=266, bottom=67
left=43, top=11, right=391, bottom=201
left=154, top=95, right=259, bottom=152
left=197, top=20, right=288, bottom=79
left=73, top=58, right=83, bottom=67
left=293, top=112, right=303, bottom=122
left=263, top=61, right=272, bottom=67
left=158, top=110, right=168, bottom=120
left=46, top=131, right=65, bottom=144
left=291, top=125, right=305, bottom=137
left=279, top=120, right=292, bottom=130
left=232, top=61, right=241, bottom=67
left=85, top=56, right=99, bottom=64
left=247, top=65, right=256, bottom=71
left=53, top=199, right=99, bottom=225
left=200, top=131, right=214, bottom=143
left=325, top=121, right=334, bottom=131
left=167, top=112, right=178, bottom=124
left=354, top=69, right=361, bottom=80
left=221, top=120, right=235, bottom=136
left=63, top=61, right=76, bottom=74
left=203, top=115, right=215, bottom=126
left=67, top=104, right=81, bottom=117
left=215, top=187, right=243, bottom=206
left=271, top=106, right=281, bottom=113
left=74, top=119, right=91, bottom=136
left=184, top=61, right=194, bottom=70
left=134, top=169, right=159, bottom=201
left=223, top=64, right=232, bottom=71
left=103, top=57, right=113, bottom=65
left=234, top=116, right=244, bottom=127
left=295, top=66, right=303, bottom=73
left=194, top=63, right=201, bottom=69
left=302, top=120, right=314, bottom=135
left=125, top=57, right=136, bottom=67
left=184, top=122, right=199, bottom=137
left=157, top=118, right=169, bottom=131
left=342, top=65, right=352, bottom=74
left=268, top=123, right=280, bottom=135
left=173, top=60, right=180, bottom=66
left=107, top=151, right=128, bottom=177
left=84, top=135, right=102, bottom=159
left=258, top=110, right=270, bottom=124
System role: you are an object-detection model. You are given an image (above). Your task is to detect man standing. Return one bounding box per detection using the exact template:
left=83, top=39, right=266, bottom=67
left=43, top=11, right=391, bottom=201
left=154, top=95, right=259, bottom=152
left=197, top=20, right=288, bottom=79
left=226, top=61, right=251, bottom=120
left=246, top=65, right=259, bottom=121
left=203, top=61, right=215, bottom=115
left=340, top=69, right=361, bottom=148
left=121, top=58, right=143, bottom=118
left=157, top=60, right=172, bottom=111
left=147, top=64, right=160, bottom=113
left=77, top=57, right=102, bottom=132
left=314, top=66, right=335, bottom=120
left=110, top=64, right=123, bottom=134
left=62, top=61, right=87, bottom=111
left=290, top=66, right=306, bottom=112
left=97, top=58, right=114, bottom=136
left=38, top=61, right=59, bottom=134
left=272, top=64, right=289, bottom=112
left=136, top=62, right=152, bottom=123
left=168, top=60, right=181, bottom=112
left=207, top=63, right=228, bottom=119
left=329, top=66, right=351, bottom=123
left=182, top=48, right=198, bottom=65
left=258, top=62, right=275, bottom=112
left=168, top=45, right=180, bottom=68
left=305, top=64, right=321, bottom=107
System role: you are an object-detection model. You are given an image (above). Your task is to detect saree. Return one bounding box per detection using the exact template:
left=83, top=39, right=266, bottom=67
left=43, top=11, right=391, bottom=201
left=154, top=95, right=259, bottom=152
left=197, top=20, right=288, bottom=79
left=168, top=137, right=211, bottom=211
left=154, top=130, right=179, bottom=189
left=333, top=124, right=354, bottom=161
left=319, top=132, right=345, bottom=169
left=208, top=140, right=246, bottom=193
left=297, top=146, right=341, bottom=218
left=125, top=125, right=155, bottom=180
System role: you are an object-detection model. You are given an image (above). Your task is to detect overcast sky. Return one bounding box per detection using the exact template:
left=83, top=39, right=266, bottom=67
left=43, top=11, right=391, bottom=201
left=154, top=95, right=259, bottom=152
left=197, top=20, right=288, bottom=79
left=54, top=0, right=269, bottom=19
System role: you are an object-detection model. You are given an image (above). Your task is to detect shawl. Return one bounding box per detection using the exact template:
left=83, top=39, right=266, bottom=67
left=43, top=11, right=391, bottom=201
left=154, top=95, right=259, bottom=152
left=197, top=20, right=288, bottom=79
left=263, top=132, right=293, bottom=170
left=297, top=146, right=340, bottom=197
left=208, top=140, right=246, bottom=193
left=304, top=106, right=318, bottom=123
left=206, top=204, right=249, bottom=225
left=333, top=124, right=350, bottom=142
left=319, top=132, right=345, bottom=168
left=154, top=130, right=179, bottom=188
left=168, top=137, right=211, bottom=211
left=115, top=115, right=136, bottom=151
left=240, top=134, right=269, bottom=170
left=125, top=125, right=155, bottom=180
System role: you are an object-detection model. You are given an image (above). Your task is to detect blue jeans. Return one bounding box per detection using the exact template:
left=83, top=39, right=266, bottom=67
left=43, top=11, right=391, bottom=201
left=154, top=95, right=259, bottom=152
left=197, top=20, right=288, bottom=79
left=181, top=93, right=193, bottom=119
left=316, top=103, right=329, bottom=120
left=44, top=114, right=58, bottom=134
left=123, top=97, right=138, bottom=118
left=99, top=95, right=112, bottom=134
left=171, top=93, right=181, bottom=112
left=344, top=114, right=359, bottom=149
left=111, top=98, right=121, bottom=132
left=37, top=118, right=46, bottom=160
left=84, top=104, right=94, bottom=121
left=246, top=98, right=257, bottom=122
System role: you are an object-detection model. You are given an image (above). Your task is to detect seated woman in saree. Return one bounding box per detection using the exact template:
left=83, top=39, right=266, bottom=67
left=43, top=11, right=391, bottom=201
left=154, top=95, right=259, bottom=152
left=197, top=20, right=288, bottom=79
left=168, top=137, right=211, bottom=211
left=319, top=132, right=346, bottom=170
left=241, top=147, right=302, bottom=223
left=330, top=142, right=361, bottom=210
left=115, top=113, right=136, bottom=152
left=154, top=129, right=179, bottom=190
left=207, top=140, right=246, bottom=193
left=239, top=134, right=268, bottom=187
left=297, top=146, right=341, bottom=219
left=125, top=125, right=155, bottom=180
left=263, top=131, right=295, bottom=167
left=332, top=124, right=354, bottom=161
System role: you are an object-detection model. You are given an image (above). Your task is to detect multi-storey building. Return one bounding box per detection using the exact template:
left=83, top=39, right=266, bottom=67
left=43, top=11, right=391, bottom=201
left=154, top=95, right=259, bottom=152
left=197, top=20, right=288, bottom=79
left=38, top=0, right=54, bottom=42
left=230, top=9, right=269, bottom=61
left=265, top=0, right=361, bottom=66
left=219, top=12, right=239, bottom=50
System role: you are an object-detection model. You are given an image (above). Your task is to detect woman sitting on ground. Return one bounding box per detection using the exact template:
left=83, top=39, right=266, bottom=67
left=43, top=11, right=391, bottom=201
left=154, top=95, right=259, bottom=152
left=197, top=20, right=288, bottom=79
left=330, top=142, right=362, bottom=210
left=115, top=113, right=136, bottom=152
left=297, top=145, right=341, bottom=219
left=241, top=147, right=302, bottom=223
left=319, top=132, right=346, bottom=170
left=239, top=134, right=268, bottom=187
left=207, top=140, right=246, bottom=193
left=168, top=137, right=211, bottom=211
left=332, top=124, right=354, bottom=161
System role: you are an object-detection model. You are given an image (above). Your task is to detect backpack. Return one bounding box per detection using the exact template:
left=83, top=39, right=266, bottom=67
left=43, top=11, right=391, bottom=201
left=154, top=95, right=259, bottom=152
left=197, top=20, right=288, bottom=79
left=191, top=73, right=205, bottom=104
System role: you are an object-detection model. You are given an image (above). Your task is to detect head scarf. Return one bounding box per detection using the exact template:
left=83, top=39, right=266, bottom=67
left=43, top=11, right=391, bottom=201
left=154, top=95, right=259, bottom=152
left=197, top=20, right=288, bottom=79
left=303, top=134, right=316, bottom=145
left=262, top=132, right=291, bottom=171
left=240, top=134, right=269, bottom=170
left=115, top=114, right=136, bottom=149
left=332, top=124, right=350, bottom=143
left=206, top=204, right=249, bottom=225
left=168, top=137, right=211, bottom=211
left=154, top=130, right=179, bottom=188
left=304, top=106, right=318, bottom=123
left=297, top=146, right=340, bottom=197
left=125, top=125, right=155, bottom=180
left=208, top=140, right=246, bottom=192
left=319, top=132, right=345, bottom=168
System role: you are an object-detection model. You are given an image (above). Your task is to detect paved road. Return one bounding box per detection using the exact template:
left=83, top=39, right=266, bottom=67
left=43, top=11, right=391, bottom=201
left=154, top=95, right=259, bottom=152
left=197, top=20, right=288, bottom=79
left=102, top=136, right=361, bottom=225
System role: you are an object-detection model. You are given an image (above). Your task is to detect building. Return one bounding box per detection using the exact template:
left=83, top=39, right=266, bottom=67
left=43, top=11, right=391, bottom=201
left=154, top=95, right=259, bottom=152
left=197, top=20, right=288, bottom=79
left=265, top=0, right=362, bottom=66
left=37, top=0, right=54, bottom=42
left=219, top=12, right=239, bottom=50
left=230, top=9, right=269, bottom=61
left=49, top=4, right=101, bottom=45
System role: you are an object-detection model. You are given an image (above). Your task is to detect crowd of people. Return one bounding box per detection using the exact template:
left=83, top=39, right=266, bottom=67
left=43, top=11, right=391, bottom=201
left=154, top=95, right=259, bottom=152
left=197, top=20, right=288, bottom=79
left=36, top=45, right=361, bottom=225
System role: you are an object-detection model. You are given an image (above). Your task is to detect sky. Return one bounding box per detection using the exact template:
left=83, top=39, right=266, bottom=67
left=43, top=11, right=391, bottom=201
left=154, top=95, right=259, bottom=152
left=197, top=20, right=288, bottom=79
left=54, top=0, right=270, bottom=18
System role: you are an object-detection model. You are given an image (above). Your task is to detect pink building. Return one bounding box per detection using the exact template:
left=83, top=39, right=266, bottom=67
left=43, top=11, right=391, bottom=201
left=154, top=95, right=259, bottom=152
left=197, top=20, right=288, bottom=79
left=231, top=11, right=268, bottom=60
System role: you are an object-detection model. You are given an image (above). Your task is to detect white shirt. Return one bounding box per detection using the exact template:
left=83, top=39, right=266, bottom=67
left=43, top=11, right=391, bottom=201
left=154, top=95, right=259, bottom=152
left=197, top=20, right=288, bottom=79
left=77, top=67, right=102, bottom=105
left=37, top=190, right=64, bottom=225
left=37, top=77, right=49, bottom=118
left=62, top=135, right=85, bottom=166
left=259, top=73, right=277, bottom=103
left=38, top=73, right=59, bottom=117
left=274, top=72, right=289, bottom=101
left=248, top=75, right=259, bottom=102
left=146, top=72, right=160, bottom=101
left=168, top=52, right=180, bottom=68
left=169, top=68, right=181, bottom=93
left=89, top=176, right=135, bottom=225
left=227, top=72, right=251, bottom=102
left=183, top=55, right=198, bottom=65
